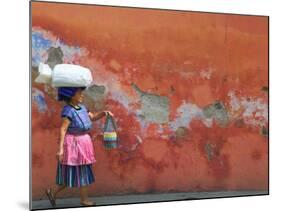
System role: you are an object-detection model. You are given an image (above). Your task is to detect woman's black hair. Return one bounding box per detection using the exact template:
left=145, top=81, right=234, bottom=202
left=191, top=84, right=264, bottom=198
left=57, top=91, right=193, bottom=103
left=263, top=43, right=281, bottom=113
left=59, top=95, right=72, bottom=103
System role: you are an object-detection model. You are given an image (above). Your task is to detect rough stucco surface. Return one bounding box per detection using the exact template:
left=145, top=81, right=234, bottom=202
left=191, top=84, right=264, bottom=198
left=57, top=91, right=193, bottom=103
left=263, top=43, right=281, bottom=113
left=31, top=2, right=268, bottom=200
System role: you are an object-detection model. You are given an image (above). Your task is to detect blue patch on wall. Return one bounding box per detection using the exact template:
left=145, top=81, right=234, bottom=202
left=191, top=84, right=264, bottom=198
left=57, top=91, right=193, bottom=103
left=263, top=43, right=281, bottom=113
left=32, top=90, right=48, bottom=113
left=32, top=31, right=52, bottom=66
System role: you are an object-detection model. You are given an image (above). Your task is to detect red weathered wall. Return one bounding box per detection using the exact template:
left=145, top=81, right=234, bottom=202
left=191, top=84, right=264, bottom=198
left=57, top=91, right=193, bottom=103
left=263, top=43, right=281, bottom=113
left=31, top=2, right=268, bottom=200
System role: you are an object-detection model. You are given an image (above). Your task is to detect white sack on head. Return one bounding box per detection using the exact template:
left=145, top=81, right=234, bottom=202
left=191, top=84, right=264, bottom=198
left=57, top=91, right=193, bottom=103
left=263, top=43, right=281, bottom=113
left=34, top=62, right=52, bottom=84
left=52, top=64, right=93, bottom=87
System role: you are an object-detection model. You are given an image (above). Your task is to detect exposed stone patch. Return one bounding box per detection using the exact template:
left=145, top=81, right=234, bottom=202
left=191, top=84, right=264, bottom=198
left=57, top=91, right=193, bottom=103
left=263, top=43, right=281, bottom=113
left=203, top=101, right=229, bottom=127
left=131, top=83, right=170, bottom=124
left=85, top=84, right=106, bottom=110
left=175, top=127, right=188, bottom=140
left=46, top=47, right=63, bottom=69
left=261, top=126, right=268, bottom=137
left=86, top=85, right=106, bottom=101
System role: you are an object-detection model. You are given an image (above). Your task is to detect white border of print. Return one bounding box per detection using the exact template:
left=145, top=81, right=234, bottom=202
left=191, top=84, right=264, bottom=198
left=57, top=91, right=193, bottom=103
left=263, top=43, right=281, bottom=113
left=1, top=0, right=279, bottom=211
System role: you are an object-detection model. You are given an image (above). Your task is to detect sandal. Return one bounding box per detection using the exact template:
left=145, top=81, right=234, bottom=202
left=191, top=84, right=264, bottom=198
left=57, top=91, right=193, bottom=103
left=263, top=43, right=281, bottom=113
left=80, top=200, right=96, bottom=206
left=45, top=188, right=56, bottom=207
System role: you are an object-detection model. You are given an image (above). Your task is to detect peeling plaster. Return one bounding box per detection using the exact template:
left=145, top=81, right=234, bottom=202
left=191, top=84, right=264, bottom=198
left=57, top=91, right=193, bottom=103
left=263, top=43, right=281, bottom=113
left=169, top=100, right=231, bottom=130
left=85, top=84, right=106, bottom=110
left=228, top=91, right=268, bottom=127
left=205, top=143, right=215, bottom=160
left=85, top=84, right=106, bottom=101
left=203, top=101, right=229, bottom=127
left=169, top=102, right=204, bottom=130
left=199, top=69, right=213, bottom=80
left=93, top=70, right=134, bottom=111
left=131, top=83, right=170, bottom=124
left=130, top=135, right=143, bottom=151
left=111, top=90, right=132, bottom=111
left=175, top=126, right=188, bottom=139
left=138, top=118, right=151, bottom=136
left=32, top=27, right=88, bottom=67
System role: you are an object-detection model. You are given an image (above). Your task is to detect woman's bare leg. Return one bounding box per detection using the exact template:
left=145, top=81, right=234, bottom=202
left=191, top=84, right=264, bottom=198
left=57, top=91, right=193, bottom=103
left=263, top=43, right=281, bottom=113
left=80, top=186, right=95, bottom=206
left=52, top=184, right=67, bottom=199
left=45, top=184, right=66, bottom=207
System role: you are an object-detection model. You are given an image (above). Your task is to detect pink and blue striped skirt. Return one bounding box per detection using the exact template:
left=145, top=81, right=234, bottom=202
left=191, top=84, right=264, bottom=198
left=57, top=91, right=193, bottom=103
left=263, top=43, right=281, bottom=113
left=56, top=133, right=96, bottom=187
left=56, top=163, right=95, bottom=187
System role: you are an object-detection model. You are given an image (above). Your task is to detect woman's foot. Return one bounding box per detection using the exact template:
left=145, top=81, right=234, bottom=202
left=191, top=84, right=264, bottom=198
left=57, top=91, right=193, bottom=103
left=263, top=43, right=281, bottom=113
left=80, top=199, right=96, bottom=206
left=45, top=188, right=56, bottom=207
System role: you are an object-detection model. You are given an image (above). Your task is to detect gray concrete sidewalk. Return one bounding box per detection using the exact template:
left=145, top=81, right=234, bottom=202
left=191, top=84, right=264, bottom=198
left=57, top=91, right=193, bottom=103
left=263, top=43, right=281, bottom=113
left=32, top=190, right=268, bottom=210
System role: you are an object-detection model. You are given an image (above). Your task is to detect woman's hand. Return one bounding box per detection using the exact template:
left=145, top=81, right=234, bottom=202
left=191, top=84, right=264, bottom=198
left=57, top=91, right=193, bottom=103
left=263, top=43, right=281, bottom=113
left=104, top=110, right=114, bottom=117
left=56, top=148, right=64, bottom=163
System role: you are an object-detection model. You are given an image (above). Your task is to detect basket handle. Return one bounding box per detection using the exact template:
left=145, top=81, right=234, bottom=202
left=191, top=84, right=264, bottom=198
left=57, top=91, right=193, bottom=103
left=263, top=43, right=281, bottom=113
left=103, top=115, right=117, bottom=132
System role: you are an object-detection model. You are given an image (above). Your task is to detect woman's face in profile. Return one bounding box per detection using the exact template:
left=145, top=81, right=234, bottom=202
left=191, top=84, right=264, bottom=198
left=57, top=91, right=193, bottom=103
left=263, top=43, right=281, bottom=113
left=72, top=89, right=85, bottom=104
